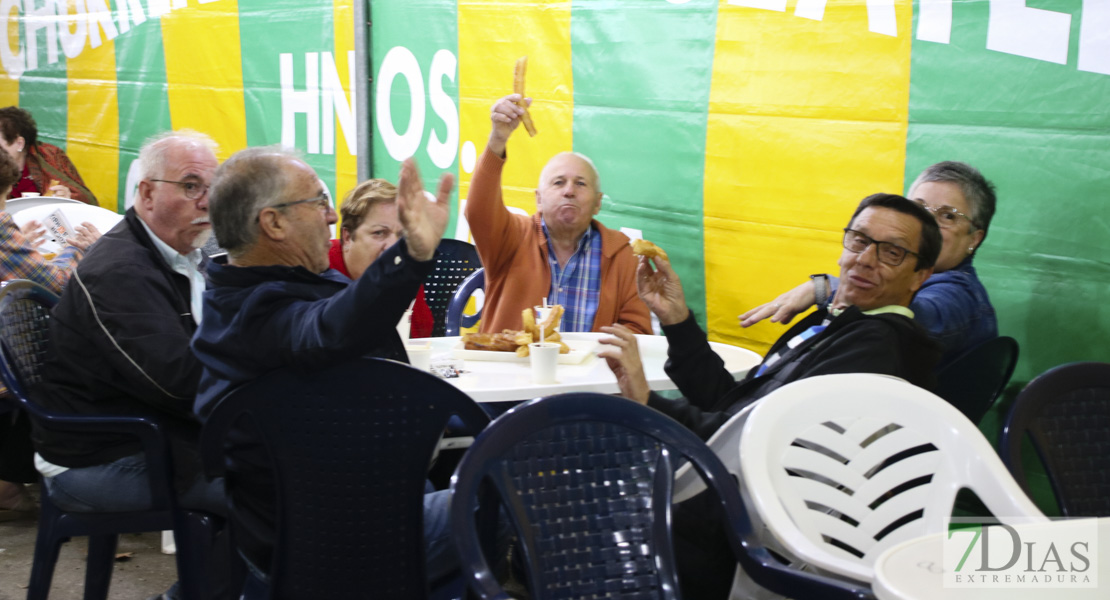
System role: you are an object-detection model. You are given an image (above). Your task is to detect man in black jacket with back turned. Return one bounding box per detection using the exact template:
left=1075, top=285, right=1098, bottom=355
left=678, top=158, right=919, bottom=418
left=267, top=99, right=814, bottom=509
left=597, top=193, right=943, bottom=598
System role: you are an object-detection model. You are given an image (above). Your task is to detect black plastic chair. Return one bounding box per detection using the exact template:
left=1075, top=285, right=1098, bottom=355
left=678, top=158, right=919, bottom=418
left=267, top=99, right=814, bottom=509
left=0, top=280, right=215, bottom=600
left=425, top=239, right=482, bottom=337
left=200, top=357, right=491, bottom=600
left=933, top=335, right=1018, bottom=424
left=444, top=269, right=484, bottom=337
left=449, top=392, right=874, bottom=600
left=1000, top=362, right=1110, bottom=517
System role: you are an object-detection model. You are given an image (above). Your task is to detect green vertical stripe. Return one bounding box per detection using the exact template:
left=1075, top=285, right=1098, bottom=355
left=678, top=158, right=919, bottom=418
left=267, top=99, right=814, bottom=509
left=18, top=24, right=67, bottom=151
left=115, top=19, right=172, bottom=213
left=367, top=0, right=459, bottom=233
left=571, top=0, right=717, bottom=327
left=238, top=0, right=337, bottom=196
left=907, top=0, right=1110, bottom=384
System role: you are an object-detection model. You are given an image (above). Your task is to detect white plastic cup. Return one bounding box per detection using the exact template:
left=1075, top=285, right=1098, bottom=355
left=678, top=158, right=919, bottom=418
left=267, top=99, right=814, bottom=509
left=395, top=309, right=412, bottom=343
left=529, top=342, right=559, bottom=384
left=20, top=192, right=40, bottom=198
left=405, top=343, right=432, bottom=371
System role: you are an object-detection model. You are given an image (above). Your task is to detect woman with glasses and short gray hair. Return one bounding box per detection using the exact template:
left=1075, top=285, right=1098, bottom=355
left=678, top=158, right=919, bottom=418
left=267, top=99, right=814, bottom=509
left=741, top=161, right=998, bottom=368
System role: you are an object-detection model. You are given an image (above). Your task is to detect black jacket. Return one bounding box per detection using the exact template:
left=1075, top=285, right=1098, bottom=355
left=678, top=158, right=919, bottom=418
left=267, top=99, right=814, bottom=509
left=648, top=307, right=941, bottom=440
left=37, top=209, right=205, bottom=474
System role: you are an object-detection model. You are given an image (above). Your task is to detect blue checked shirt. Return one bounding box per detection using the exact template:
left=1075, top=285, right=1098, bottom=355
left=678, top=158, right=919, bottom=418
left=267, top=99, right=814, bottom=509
left=543, top=221, right=602, bottom=332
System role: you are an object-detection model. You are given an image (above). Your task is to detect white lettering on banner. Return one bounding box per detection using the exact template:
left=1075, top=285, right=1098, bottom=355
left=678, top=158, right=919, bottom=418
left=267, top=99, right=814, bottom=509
left=280, top=51, right=358, bottom=156
left=58, top=0, right=87, bottom=59
left=280, top=52, right=321, bottom=154
left=728, top=0, right=786, bottom=11
left=376, top=45, right=426, bottom=161
left=0, top=0, right=23, bottom=78
left=794, top=0, right=826, bottom=21
left=734, top=0, right=897, bottom=37
left=320, top=51, right=357, bottom=156
left=116, top=0, right=148, bottom=35
left=146, top=0, right=170, bottom=18
left=22, top=0, right=58, bottom=70
left=427, top=49, right=459, bottom=169
left=1078, top=0, right=1110, bottom=76
left=987, top=0, right=1070, bottom=64
left=916, top=0, right=951, bottom=44
left=85, top=0, right=120, bottom=49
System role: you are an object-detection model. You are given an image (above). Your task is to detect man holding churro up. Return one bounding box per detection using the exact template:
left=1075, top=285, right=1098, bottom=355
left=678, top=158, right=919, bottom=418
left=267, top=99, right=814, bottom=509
left=466, top=91, right=650, bottom=335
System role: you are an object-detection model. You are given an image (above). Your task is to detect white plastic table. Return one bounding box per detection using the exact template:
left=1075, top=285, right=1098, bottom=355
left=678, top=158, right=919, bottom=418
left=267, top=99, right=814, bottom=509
left=417, top=331, right=762, bottom=403
left=873, top=517, right=1110, bottom=600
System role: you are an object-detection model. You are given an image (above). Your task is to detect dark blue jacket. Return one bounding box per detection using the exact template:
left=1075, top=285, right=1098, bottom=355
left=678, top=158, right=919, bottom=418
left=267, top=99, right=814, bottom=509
left=191, top=240, right=431, bottom=418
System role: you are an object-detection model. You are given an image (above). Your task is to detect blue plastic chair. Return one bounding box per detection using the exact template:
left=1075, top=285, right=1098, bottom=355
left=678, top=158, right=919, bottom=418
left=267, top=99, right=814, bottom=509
left=444, top=269, right=484, bottom=337
left=425, top=239, right=482, bottom=337
left=0, top=280, right=216, bottom=600
left=200, top=357, right=491, bottom=600
left=449, top=392, right=874, bottom=600
left=933, top=336, right=1019, bottom=424
left=1001, top=362, right=1110, bottom=517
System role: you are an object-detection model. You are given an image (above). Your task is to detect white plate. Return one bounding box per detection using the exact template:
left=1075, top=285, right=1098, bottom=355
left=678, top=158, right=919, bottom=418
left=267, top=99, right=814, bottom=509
left=452, top=338, right=598, bottom=365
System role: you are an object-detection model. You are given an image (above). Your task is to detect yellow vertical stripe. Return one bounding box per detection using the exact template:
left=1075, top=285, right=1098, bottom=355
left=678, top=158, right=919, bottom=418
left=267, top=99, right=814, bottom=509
left=0, top=16, right=17, bottom=104
left=333, top=0, right=357, bottom=201
left=458, top=0, right=573, bottom=216
left=161, top=3, right=247, bottom=160
left=703, top=0, right=912, bottom=353
left=66, top=39, right=119, bottom=211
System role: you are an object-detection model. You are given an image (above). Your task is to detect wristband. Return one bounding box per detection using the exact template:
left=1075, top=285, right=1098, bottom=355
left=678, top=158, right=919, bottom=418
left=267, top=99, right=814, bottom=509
left=810, top=274, right=830, bottom=307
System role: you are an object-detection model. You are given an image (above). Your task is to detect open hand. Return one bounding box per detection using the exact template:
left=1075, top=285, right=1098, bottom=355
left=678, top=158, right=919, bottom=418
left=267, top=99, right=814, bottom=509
left=598, top=324, right=650, bottom=405
left=397, top=157, right=452, bottom=262
left=65, top=222, right=101, bottom=252
left=20, top=219, right=46, bottom=249
left=738, top=279, right=816, bottom=327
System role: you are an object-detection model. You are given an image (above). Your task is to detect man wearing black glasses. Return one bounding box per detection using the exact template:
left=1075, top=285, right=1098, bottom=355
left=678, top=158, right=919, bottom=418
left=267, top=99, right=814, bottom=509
left=599, top=193, right=943, bottom=599
left=600, top=193, right=943, bottom=439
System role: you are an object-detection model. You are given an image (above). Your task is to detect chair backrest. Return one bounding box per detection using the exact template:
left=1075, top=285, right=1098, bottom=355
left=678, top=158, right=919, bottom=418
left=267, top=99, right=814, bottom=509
left=200, top=357, right=490, bottom=600
left=444, top=269, right=484, bottom=337
left=739, top=373, right=1045, bottom=583
left=450, top=392, right=822, bottom=600
left=933, top=335, right=1019, bottom=423
left=0, top=280, right=58, bottom=402
left=424, top=239, right=481, bottom=337
left=1001, top=361, right=1110, bottom=517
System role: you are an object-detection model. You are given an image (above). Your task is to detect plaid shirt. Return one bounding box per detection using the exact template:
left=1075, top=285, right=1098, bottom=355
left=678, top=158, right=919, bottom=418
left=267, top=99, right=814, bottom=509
left=0, top=211, right=82, bottom=294
left=543, top=221, right=602, bottom=332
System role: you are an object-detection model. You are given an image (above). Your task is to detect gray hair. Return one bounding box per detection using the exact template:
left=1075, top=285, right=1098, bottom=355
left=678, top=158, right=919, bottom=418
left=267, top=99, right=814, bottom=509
left=909, top=161, right=997, bottom=244
left=209, top=145, right=304, bottom=256
left=137, top=129, right=219, bottom=180
left=538, top=151, right=602, bottom=193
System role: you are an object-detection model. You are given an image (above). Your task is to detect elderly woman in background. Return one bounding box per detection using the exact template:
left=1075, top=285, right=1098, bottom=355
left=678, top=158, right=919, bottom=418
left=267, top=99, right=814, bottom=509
left=0, top=150, right=100, bottom=519
left=741, top=161, right=998, bottom=369
left=0, top=106, right=97, bottom=205
left=329, top=178, right=434, bottom=338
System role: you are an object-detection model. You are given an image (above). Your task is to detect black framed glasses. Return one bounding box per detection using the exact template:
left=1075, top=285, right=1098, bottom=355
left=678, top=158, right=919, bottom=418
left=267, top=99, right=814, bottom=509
left=150, top=179, right=209, bottom=200
left=256, top=193, right=331, bottom=222
left=913, top=199, right=975, bottom=230
left=842, top=228, right=919, bottom=267
left=269, top=193, right=330, bottom=212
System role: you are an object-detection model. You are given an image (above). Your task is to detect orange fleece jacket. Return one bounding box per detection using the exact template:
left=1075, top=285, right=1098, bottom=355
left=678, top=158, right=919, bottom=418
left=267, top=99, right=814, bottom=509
left=465, top=147, right=651, bottom=335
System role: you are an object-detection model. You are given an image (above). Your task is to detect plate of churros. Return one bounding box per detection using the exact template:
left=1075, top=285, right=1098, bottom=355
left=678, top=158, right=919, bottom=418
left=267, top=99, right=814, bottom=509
left=454, top=305, right=598, bottom=364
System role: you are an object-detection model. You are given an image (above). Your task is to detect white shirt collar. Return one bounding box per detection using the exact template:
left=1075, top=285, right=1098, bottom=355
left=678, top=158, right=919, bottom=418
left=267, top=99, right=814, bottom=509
left=137, top=216, right=206, bottom=324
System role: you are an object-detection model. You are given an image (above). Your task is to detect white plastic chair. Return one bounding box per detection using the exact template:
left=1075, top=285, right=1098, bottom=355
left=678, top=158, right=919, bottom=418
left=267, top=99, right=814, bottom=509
left=738, top=373, right=1047, bottom=584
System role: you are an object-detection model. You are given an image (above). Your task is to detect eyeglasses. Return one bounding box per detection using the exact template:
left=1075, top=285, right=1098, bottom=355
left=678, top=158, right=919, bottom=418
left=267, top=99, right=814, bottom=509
left=842, top=228, right=920, bottom=267
left=913, top=199, right=975, bottom=230
left=269, top=193, right=331, bottom=212
left=256, top=193, right=331, bottom=222
left=150, top=179, right=209, bottom=200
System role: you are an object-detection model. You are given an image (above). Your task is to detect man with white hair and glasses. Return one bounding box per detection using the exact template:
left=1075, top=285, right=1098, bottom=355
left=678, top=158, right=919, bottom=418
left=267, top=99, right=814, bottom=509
left=38, top=130, right=224, bottom=518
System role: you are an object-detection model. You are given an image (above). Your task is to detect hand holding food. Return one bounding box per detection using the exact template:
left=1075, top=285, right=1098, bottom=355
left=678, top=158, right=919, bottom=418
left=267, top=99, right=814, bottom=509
left=47, top=179, right=71, bottom=199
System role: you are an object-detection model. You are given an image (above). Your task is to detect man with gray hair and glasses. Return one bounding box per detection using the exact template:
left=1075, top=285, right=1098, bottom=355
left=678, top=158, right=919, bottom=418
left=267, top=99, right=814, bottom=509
left=190, top=146, right=458, bottom=582
left=741, top=161, right=998, bottom=367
